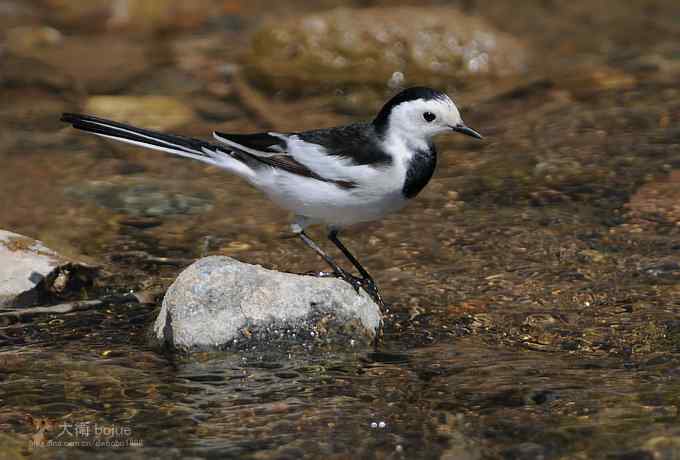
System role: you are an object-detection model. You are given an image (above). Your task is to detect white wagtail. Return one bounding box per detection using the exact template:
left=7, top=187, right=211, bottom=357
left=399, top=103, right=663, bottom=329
left=61, top=86, right=482, bottom=304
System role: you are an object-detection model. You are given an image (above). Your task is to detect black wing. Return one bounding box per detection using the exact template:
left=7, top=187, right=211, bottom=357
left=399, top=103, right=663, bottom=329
left=213, top=130, right=356, bottom=188
left=217, top=123, right=393, bottom=168
left=297, top=123, right=392, bottom=166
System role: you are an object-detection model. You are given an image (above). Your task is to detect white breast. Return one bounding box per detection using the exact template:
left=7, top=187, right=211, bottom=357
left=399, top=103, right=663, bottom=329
left=247, top=136, right=412, bottom=227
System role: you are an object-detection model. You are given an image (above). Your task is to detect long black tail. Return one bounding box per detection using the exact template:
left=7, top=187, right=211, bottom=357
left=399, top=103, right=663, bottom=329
left=60, top=113, right=221, bottom=164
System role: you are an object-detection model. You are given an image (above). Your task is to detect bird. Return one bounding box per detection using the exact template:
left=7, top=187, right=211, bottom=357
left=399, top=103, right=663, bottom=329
left=61, top=86, right=482, bottom=305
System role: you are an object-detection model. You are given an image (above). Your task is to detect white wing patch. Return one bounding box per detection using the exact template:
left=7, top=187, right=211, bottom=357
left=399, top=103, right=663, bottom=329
left=213, top=132, right=289, bottom=158
left=285, top=135, right=386, bottom=184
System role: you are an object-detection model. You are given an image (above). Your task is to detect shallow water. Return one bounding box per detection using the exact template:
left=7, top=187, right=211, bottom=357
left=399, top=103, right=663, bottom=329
left=1, top=0, right=680, bottom=458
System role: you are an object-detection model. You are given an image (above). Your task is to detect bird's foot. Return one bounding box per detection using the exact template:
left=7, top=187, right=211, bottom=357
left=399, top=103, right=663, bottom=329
left=335, top=270, right=384, bottom=307
left=359, top=277, right=385, bottom=307
left=302, top=270, right=384, bottom=307
left=305, top=269, right=384, bottom=347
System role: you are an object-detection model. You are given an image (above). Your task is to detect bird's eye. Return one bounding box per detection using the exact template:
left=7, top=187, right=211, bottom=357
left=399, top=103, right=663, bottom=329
left=423, top=112, right=436, bottom=122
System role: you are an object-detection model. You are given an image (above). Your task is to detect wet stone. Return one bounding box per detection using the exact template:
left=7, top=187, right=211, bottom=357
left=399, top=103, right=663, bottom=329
left=5, top=25, right=63, bottom=54
left=83, top=96, right=196, bottom=131
left=0, top=88, right=70, bottom=130
left=0, top=230, right=96, bottom=307
left=45, top=0, right=216, bottom=32
left=642, top=436, right=680, bottom=459
left=529, top=189, right=570, bottom=206
left=533, top=158, right=585, bottom=186
left=0, top=0, right=38, bottom=29
left=0, top=230, right=70, bottom=307
left=523, top=313, right=560, bottom=328
left=638, top=262, right=680, bottom=280
left=245, top=6, right=530, bottom=95
left=153, top=256, right=382, bottom=351
left=0, top=55, right=74, bottom=92
left=65, top=179, right=214, bottom=217
left=625, top=170, right=680, bottom=226
left=13, top=34, right=152, bottom=93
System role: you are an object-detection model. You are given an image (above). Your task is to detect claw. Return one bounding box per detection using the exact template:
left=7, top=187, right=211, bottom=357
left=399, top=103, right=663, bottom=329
left=336, top=269, right=363, bottom=295
left=361, top=278, right=384, bottom=306
left=333, top=272, right=384, bottom=307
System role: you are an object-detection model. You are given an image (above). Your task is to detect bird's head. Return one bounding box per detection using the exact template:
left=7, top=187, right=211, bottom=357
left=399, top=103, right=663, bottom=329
left=373, top=86, right=482, bottom=145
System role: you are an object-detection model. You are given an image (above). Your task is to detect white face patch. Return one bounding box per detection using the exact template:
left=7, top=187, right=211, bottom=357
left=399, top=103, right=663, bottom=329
left=384, top=96, right=463, bottom=148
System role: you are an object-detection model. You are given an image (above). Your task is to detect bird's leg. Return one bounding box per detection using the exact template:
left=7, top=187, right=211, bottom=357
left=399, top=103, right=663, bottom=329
left=299, top=229, right=384, bottom=347
left=297, top=231, right=360, bottom=291
left=328, top=230, right=370, bottom=279
left=328, top=230, right=384, bottom=306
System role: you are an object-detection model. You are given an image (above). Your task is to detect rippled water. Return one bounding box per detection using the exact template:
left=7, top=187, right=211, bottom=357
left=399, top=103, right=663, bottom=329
left=5, top=332, right=680, bottom=458
left=1, top=0, right=680, bottom=458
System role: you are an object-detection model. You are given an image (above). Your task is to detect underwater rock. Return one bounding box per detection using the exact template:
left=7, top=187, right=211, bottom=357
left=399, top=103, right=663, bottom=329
left=625, top=170, right=680, bottom=226
left=83, top=96, right=196, bottom=131
left=642, top=436, right=680, bottom=459
left=245, top=7, right=529, bottom=95
left=0, top=0, right=38, bottom=30
left=5, top=26, right=63, bottom=55
left=65, top=179, right=214, bottom=218
left=0, top=230, right=97, bottom=307
left=638, top=262, right=680, bottom=280
left=45, top=0, right=215, bottom=33
left=11, top=34, right=151, bottom=93
left=154, top=256, right=382, bottom=351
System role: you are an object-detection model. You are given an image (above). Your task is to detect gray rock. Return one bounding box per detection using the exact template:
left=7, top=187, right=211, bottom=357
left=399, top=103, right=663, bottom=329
left=0, top=230, right=65, bottom=306
left=153, top=256, right=382, bottom=351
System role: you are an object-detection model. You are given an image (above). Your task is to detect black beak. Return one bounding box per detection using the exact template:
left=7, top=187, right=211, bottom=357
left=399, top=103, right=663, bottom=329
left=452, top=124, right=483, bottom=140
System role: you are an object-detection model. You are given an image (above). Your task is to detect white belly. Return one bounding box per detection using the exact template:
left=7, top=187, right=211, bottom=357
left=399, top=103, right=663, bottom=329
left=253, top=167, right=407, bottom=227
